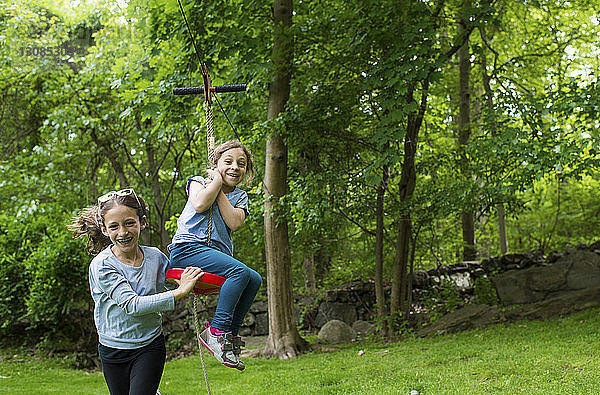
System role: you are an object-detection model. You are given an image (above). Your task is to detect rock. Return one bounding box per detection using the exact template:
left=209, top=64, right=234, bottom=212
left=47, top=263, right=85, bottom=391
left=318, top=320, right=356, bottom=344
left=501, top=253, right=528, bottom=265
left=493, top=264, right=568, bottom=305
left=493, top=250, right=600, bottom=306
left=352, top=320, right=375, bottom=335
left=238, top=326, right=252, bottom=336
left=412, top=270, right=430, bottom=287
left=481, top=257, right=500, bottom=274
left=243, top=312, right=256, bottom=326
left=546, top=251, right=562, bottom=263
left=314, top=302, right=357, bottom=327
left=565, top=251, right=600, bottom=289
left=254, top=312, right=269, bottom=336
left=504, top=287, right=600, bottom=321
left=418, top=304, right=503, bottom=337
left=250, top=300, right=268, bottom=313
left=449, top=272, right=472, bottom=290
left=168, top=319, right=187, bottom=333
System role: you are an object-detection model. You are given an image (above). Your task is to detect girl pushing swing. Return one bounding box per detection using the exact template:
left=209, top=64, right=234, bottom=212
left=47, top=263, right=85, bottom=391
left=68, top=188, right=204, bottom=394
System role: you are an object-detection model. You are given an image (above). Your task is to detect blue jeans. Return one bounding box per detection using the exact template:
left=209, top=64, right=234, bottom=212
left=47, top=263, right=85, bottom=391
left=169, top=242, right=262, bottom=335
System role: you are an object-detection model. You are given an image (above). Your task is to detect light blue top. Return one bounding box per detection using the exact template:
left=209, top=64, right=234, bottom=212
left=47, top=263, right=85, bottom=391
left=169, top=176, right=249, bottom=256
left=89, top=245, right=174, bottom=349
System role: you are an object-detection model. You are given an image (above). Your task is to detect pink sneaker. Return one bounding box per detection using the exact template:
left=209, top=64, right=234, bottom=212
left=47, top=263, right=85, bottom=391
left=198, top=323, right=241, bottom=369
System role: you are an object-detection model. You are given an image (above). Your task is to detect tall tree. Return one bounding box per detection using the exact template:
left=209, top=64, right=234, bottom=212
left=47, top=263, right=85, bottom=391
left=389, top=0, right=486, bottom=318
left=479, top=26, right=508, bottom=254
left=262, top=0, right=308, bottom=359
left=375, top=148, right=390, bottom=330
left=457, top=0, right=476, bottom=261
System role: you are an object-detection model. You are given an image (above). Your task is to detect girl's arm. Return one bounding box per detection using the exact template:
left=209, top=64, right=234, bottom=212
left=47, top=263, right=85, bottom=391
left=188, top=171, right=222, bottom=213
left=94, top=265, right=203, bottom=316
left=216, top=191, right=246, bottom=231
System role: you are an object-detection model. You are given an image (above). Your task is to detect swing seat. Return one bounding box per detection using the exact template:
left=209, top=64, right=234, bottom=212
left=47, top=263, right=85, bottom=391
left=166, top=268, right=225, bottom=295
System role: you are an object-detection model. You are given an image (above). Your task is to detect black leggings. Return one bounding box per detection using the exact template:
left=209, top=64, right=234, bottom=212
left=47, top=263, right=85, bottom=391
left=98, top=335, right=166, bottom=395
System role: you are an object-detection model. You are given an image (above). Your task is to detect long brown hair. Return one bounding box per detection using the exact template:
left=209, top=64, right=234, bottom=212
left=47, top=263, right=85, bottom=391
left=67, top=192, right=149, bottom=255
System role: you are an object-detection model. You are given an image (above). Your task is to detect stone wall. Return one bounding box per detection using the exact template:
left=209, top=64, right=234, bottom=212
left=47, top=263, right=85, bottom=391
left=418, top=241, right=600, bottom=336
left=162, top=282, right=377, bottom=340
left=163, top=241, right=600, bottom=343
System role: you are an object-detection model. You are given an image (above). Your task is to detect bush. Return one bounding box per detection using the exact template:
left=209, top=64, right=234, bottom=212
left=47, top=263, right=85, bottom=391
left=0, top=213, right=50, bottom=330
left=421, top=280, right=463, bottom=324
left=0, top=252, right=31, bottom=329
left=0, top=210, right=93, bottom=348
left=472, top=276, right=498, bottom=305
left=24, top=228, right=91, bottom=333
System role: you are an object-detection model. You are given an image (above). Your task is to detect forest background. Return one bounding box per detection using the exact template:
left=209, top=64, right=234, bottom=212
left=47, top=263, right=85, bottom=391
left=1, top=0, right=599, bottom=357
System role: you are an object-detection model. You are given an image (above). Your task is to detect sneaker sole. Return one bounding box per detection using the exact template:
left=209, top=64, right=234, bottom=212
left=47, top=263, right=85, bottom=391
left=198, top=336, right=239, bottom=369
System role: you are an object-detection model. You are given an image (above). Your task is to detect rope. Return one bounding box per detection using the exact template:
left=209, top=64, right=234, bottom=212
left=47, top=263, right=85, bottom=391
left=205, top=98, right=215, bottom=248
left=176, top=0, right=203, bottom=67
left=175, top=2, right=215, bottom=392
left=193, top=295, right=212, bottom=395
left=174, top=3, right=233, bottom=392
left=195, top=101, right=215, bottom=393
left=205, top=100, right=215, bottom=166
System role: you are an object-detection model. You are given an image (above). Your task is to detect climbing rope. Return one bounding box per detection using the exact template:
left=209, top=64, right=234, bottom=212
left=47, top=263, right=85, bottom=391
left=199, top=71, right=215, bottom=395
left=193, top=296, right=211, bottom=395
left=193, top=62, right=216, bottom=395
left=175, top=2, right=215, bottom=393
left=173, top=1, right=246, bottom=392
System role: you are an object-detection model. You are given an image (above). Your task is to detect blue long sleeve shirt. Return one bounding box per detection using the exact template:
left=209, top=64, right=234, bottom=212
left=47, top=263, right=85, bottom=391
left=169, top=176, right=249, bottom=256
left=89, top=245, right=174, bottom=349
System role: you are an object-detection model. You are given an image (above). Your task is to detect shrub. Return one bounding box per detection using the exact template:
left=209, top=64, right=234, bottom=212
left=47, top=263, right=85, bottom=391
left=0, top=210, right=93, bottom=348
left=472, top=276, right=498, bottom=305
left=0, top=213, right=50, bottom=330
left=24, top=228, right=91, bottom=333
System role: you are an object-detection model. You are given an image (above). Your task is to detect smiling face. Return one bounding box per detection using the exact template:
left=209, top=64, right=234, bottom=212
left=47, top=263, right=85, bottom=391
left=101, top=204, right=146, bottom=257
left=216, top=147, right=247, bottom=191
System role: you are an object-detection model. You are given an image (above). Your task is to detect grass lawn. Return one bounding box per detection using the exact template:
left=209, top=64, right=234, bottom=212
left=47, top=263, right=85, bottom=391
left=1, top=308, right=599, bottom=394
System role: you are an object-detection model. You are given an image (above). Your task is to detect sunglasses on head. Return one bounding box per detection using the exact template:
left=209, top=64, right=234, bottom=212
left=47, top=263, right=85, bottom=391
left=97, top=188, right=142, bottom=209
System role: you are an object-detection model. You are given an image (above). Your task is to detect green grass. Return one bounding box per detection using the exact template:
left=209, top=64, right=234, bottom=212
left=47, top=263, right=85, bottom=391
left=2, top=308, right=600, bottom=394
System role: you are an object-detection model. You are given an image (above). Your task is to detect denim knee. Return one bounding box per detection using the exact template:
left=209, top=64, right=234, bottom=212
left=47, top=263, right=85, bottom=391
left=229, top=265, right=251, bottom=283
left=249, top=269, right=262, bottom=290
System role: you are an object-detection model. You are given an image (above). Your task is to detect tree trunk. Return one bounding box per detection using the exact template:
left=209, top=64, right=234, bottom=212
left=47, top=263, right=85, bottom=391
left=497, top=203, right=508, bottom=254
left=406, top=225, right=419, bottom=315
left=390, top=78, right=430, bottom=321
left=262, top=0, right=308, bottom=359
left=391, top=88, right=421, bottom=317
left=314, top=242, right=331, bottom=284
left=90, top=128, right=128, bottom=188
left=458, top=0, right=476, bottom=261
left=302, top=252, right=316, bottom=290
left=146, top=141, right=170, bottom=251
left=392, top=213, right=411, bottom=316
left=374, top=157, right=389, bottom=331
left=461, top=212, right=475, bottom=260
left=480, top=31, right=508, bottom=255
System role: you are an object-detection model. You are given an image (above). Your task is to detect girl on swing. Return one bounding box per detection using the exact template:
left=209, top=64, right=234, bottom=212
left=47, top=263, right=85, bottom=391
left=168, top=139, right=262, bottom=371
left=68, top=189, right=204, bottom=395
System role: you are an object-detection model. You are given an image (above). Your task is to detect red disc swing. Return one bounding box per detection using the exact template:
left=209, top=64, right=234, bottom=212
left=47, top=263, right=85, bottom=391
left=166, top=268, right=225, bottom=295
